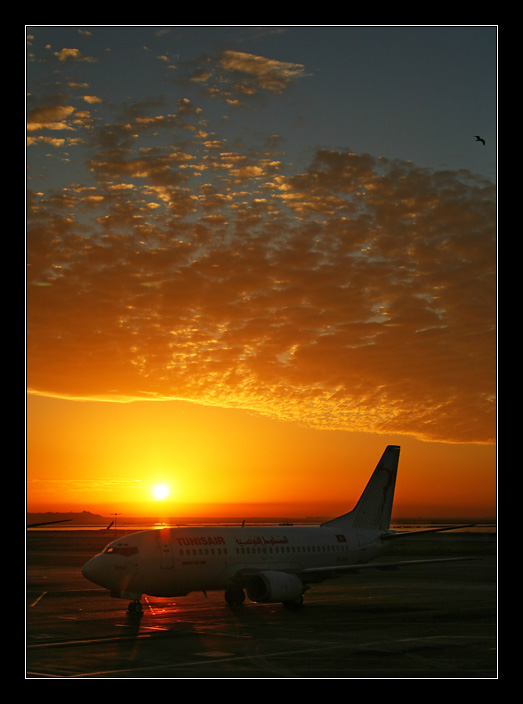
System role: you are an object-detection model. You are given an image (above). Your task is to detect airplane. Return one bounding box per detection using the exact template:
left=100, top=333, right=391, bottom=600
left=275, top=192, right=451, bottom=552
left=81, top=445, right=476, bottom=616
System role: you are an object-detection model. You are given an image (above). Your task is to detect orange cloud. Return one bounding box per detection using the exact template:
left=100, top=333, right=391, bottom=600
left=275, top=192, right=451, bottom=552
left=53, top=47, right=96, bottom=63
left=26, top=105, right=77, bottom=132
left=26, top=95, right=496, bottom=446
left=218, top=50, right=308, bottom=94
left=179, top=50, right=308, bottom=105
left=25, top=48, right=498, bottom=444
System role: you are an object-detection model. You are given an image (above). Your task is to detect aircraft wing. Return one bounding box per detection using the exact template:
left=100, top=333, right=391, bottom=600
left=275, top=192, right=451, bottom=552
left=299, top=556, right=478, bottom=580
left=27, top=519, right=72, bottom=528
left=382, top=524, right=477, bottom=540
left=228, top=556, right=477, bottom=589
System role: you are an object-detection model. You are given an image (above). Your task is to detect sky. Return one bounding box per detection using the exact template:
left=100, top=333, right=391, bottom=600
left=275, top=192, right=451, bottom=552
left=26, top=25, right=497, bottom=520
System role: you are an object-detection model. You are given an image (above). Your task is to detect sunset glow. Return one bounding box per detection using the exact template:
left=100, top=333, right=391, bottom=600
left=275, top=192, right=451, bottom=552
left=153, top=484, right=170, bottom=500
left=26, top=27, right=497, bottom=521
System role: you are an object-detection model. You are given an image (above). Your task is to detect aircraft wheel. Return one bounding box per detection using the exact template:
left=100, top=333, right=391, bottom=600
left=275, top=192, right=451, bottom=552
left=225, top=587, right=245, bottom=605
left=127, top=600, right=143, bottom=616
left=282, top=596, right=304, bottom=610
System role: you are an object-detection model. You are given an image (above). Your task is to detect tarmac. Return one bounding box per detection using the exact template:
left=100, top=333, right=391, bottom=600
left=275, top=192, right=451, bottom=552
left=26, top=529, right=497, bottom=678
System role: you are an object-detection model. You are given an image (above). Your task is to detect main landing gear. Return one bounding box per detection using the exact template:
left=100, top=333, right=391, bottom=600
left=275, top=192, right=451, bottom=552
left=282, top=595, right=304, bottom=610
left=224, top=587, right=305, bottom=609
left=224, top=586, right=246, bottom=606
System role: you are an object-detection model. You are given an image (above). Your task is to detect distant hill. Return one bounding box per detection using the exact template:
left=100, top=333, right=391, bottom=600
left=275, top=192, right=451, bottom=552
left=27, top=511, right=105, bottom=526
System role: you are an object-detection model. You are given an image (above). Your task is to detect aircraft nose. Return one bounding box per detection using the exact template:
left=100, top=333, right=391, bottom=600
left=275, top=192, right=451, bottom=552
left=82, top=555, right=106, bottom=586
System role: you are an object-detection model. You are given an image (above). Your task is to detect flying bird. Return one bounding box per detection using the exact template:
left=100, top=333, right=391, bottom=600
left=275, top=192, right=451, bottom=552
left=474, top=135, right=485, bottom=145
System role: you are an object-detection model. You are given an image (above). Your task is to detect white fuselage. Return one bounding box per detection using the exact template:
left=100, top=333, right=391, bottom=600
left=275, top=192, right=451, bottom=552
left=81, top=524, right=386, bottom=602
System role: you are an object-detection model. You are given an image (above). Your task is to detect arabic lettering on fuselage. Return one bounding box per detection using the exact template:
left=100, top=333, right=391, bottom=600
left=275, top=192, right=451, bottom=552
left=235, top=535, right=289, bottom=546
left=170, top=534, right=290, bottom=548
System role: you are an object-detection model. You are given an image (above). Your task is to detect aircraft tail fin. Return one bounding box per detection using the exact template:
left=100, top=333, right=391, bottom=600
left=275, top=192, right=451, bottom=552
left=323, top=445, right=400, bottom=531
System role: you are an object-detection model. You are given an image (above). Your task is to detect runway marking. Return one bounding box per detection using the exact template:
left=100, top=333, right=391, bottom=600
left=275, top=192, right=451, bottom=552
left=194, top=630, right=252, bottom=639
left=144, top=596, right=159, bottom=615
left=29, top=592, right=47, bottom=607
left=28, top=588, right=104, bottom=605
left=56, top=635, right=487, bottom=678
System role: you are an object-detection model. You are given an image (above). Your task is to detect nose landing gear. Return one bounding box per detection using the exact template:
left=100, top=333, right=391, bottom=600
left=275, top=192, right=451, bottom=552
left=127, top=599, right=143, bottom=616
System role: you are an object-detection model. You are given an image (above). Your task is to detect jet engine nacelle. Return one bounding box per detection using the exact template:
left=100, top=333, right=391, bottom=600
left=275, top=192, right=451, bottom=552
left=246, top=570, right=304, bottom=603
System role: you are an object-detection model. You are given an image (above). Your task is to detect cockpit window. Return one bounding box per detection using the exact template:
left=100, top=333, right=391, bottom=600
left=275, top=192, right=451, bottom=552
left=103, top=545, right=138, bottom=557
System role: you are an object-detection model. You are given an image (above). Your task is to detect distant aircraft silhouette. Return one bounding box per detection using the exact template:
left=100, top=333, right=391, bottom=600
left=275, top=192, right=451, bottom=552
left=474, top=135, right=485, bottom=145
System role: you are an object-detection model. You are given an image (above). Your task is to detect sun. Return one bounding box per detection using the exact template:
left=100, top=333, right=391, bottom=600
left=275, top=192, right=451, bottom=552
left=152, top=484, right=170, bottom=500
